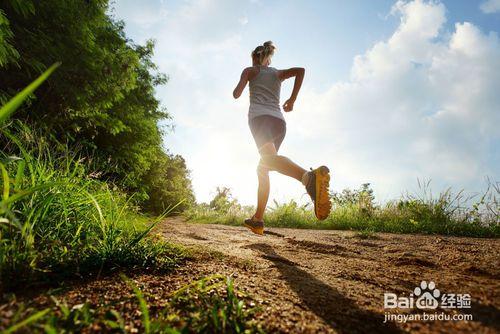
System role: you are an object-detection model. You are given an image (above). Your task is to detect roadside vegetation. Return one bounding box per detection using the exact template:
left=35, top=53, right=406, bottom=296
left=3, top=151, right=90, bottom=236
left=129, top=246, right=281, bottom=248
left=186, top=182, right=499, bottom=238
left=0, top=121, right=188, bottom=289
left=2, top=275, right=262, bottom=333
left=0, top=1, right=255, bottom=333
left=0, top=0, right=194, bottom=214
left=0, top=0, right=195, bottom=289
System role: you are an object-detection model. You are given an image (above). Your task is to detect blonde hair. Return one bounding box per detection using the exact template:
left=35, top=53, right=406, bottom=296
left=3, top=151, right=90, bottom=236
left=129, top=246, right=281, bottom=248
left=251, top=41, right=276, bottom=65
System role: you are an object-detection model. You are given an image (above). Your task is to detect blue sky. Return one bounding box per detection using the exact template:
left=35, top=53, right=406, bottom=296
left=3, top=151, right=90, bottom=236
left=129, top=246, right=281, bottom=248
left=110, top=0, right=500, bottom=205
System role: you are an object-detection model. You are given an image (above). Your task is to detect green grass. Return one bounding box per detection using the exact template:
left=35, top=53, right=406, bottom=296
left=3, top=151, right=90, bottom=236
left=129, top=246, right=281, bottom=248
left=0, top=69, right=189, bottom=287
left=0, top=122, right=188, bottom=289
left=2, top=275, right=263, bottom=333
left=186, top=183, right=499, bottom=238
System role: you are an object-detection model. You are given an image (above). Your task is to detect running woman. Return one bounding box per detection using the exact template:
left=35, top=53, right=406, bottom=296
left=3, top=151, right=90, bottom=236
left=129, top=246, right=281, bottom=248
left=233, top=41, right=331, bottom=235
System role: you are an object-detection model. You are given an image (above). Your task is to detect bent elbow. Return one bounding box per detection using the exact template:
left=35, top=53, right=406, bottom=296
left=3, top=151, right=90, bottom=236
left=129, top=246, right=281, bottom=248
left=233, top=91, right=240, bottom=99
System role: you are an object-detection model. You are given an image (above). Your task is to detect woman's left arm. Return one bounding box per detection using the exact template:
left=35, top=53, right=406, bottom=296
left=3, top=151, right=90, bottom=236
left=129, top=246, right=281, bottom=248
left=278, top=67, right=305, bottom=112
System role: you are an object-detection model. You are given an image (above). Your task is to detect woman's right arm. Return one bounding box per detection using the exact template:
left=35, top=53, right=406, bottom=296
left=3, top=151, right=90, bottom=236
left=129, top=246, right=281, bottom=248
left=233, top=68, right=250, bottom=99
left=278, top=67, right=305, bottom=112
left=233, top=67, right=260, bottom=99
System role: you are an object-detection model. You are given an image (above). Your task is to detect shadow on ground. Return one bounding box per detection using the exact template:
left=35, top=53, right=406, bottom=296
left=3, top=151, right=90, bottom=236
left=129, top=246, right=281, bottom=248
left=247, top=243, right=402, bottom=334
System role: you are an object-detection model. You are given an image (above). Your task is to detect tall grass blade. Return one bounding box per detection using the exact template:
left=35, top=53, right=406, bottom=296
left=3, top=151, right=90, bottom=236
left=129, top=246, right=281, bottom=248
left=0, top=128, right=36, bottom=185
left=14, top=160, right=25, bottom=190
left=3, top=308, right=50, bottom=334
left=82, top=190, right=105, bottom=225
left=121, top=274, right=150, bottom=334
left=1, top=182, right=59, bottom=206
left=128, top=199, right=185, bottom=247
left=0, top=62, right=60, bottom=125
left=0, top=162, right=10, bottom=201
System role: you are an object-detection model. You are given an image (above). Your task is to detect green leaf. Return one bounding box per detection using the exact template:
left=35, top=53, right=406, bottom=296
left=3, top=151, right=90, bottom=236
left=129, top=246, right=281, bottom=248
left=14, top=159, right=25, bottom=190
left=0, top=182, right=61, bottom=209
left=0, top=162, right=10, bottom=201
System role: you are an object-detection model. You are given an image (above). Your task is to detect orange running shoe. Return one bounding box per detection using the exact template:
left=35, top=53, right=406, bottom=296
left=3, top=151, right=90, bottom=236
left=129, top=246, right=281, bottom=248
left=243, top=217, right=264, bottom=235
left=305, top=166, right=332, bottom=220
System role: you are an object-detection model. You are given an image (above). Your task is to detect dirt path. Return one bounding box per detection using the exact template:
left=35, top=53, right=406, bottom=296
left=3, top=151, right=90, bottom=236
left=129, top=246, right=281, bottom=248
left=159, top=217, right=500, bottom=334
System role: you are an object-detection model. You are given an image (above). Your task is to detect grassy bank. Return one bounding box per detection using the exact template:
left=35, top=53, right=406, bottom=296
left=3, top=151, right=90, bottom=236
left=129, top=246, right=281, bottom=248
left=0, top=121, right=257, bottom=332
left=186, top=183, right=499, bottom=238
left=0, top=122, right=188, bottom=289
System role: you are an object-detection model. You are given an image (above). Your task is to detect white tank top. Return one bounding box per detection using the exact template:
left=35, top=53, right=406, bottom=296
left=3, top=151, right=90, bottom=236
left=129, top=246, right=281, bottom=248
left=248, top=66, right=285, bottom=121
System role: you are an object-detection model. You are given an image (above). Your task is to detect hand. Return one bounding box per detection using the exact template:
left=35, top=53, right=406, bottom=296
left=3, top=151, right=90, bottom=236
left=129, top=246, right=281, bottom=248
left=283, top=98, right=295, bottom=112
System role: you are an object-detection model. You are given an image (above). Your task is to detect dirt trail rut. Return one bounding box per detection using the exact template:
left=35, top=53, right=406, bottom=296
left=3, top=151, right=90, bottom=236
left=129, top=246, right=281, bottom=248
left=159, top=217, right=500, bottom=334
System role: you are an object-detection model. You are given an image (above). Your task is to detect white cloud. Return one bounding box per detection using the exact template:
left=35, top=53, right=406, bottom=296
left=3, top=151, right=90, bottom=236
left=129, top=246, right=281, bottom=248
left=291, top=0, right=500, bottom=198
left=238, top=16, right=249, bottom=25
left=113, top=0, right=499, bottom=205
left=480, top=0, right=500, bottom=14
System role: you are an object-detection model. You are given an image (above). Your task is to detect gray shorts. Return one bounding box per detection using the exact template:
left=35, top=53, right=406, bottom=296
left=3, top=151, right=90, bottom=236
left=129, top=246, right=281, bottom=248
left=248, top=115, right=286, bottom=152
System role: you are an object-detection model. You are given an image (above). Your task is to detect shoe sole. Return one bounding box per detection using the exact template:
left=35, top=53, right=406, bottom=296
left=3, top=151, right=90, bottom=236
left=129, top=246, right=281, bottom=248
left=314, top=166, right=331, bottom=220
left=243, top=222, right=264, bottom=236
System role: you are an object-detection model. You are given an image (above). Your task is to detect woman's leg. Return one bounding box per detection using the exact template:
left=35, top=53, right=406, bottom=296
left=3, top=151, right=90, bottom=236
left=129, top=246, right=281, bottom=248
left=259, top=142, right=307, bottom=181
left=253, top=142, right=307, bottom=220
left=254, top=163, right=270, bottom=221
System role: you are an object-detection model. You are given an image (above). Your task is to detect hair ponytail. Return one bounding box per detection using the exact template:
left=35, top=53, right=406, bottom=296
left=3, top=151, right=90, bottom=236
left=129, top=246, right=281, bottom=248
left=251, top=41, right=276, bottom=65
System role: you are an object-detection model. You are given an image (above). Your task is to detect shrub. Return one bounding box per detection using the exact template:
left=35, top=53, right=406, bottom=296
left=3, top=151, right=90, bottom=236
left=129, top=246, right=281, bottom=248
left=186, top=183, right=499, bottom=238
left=0, top=123, right=187, bottom=289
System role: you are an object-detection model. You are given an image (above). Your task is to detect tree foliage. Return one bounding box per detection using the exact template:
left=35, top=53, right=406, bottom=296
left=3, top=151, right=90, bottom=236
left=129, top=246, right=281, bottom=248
left=0, top=0, right=194, bottom=213
left=209, top=187, right=240, bottom=213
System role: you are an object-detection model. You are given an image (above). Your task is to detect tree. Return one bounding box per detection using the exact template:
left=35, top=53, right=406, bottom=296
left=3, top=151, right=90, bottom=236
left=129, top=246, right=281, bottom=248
left=0, top=0, right=194, bottom=212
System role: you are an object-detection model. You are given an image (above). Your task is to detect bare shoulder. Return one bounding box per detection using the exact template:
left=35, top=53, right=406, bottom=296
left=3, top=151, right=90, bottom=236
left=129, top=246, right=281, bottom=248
left=277, top=67, right=305, bottom=80
left=243, top=66, right=259, bottom=80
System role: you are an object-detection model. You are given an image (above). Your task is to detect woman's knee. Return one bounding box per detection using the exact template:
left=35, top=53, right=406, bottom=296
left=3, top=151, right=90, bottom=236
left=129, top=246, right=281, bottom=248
left=257, top=163, right=269, bottom=178
left=260, top=153, right=281, bottom=170
left=256, top=142, right=278, bottom=174
left=259, top=142, right=277, bottom=156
